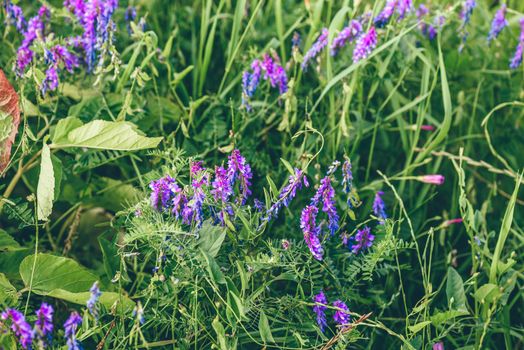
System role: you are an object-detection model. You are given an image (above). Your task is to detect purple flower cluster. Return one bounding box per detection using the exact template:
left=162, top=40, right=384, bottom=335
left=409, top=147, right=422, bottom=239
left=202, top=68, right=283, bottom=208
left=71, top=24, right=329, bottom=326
left=41, top=44, right=79, bottom=94
left=1, top=308, right=33, bottom=349
left=332, top=300, right=351, bottom=325
left=64, top=311, right=83, bottom=350
left=302, top=28, right=329, bottom=70
left=417, top=4, right=438, bottom=40
left=64, top=0, right=119, bottom=72
left=227, top=150, right=253, bottom=205
left=149, top=150, right=253, bottom=227
left=374, top=0, right=413, bottom=27
left=311, top=292, right=351, bottom=331
left=350, top=226, right=375, bottom=254
left=14, top=5, right=49, bottom=76
left=487, top=5, right=508, bottom=44
left=300, top=205, right=323, bottom=260
left=341, top=160, right=353, bottom=207
left=510, top=19, right=524, bottom=69
left=87, top=281, right=101, bottom=319
left=372, top=191, right=387, bottom=222
left=242, top=53, right=287, bottom=111
left=34, top=303, right=54, bottom=339
left=312, top=291, right=328, bottom=332
left=1, top=303, right=56, bottom=349
left=374, top=0, right=397, bottom=27
left=458, top=0, right=476, bottom=52
left=3, top=0, right=26, bottom=31
left=266, top=168, right=309, bottom=221
left=330, top=20, right=363, bottom=56
left=311, top=176, right=339, bottom=235
left=353, top=26, right=377, bottom=63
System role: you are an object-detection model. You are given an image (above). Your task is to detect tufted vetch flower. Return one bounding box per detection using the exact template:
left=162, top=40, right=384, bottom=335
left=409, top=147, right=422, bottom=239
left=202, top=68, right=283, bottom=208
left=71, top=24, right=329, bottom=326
left=300, top=205, right=323, bottom=260
left=332, top=300, right=351, bottom=325
left=350, top=226, right=375, bottom=254
left=302, top=28, right=328, bottom=70
left=1, top=308, right=33, bottom=349
left=353, top=26, right=377, bottom=63
left=312, top=291, right=328, bottom=332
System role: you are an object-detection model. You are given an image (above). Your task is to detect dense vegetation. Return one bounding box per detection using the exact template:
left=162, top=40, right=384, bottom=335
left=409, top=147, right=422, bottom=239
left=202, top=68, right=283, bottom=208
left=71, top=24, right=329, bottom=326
left=0, top=0, right=523, bottom=349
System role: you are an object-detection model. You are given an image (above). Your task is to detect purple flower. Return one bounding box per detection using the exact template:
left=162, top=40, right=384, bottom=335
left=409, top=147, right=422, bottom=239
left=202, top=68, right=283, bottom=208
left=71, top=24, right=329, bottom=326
left=34, top=303, right=54, bottom=338
left=261, top=54, right=288, bottom=94
left=419, top=174, right=445, bottom=185
left=312, top=291, right=328, bottom=332
left=227, top=149, right=253, bottom=205
left=458, top=0, right=476, bottom=52
left=374, top=0, right=396, bottom=27
left=350, top=226, right=375, bottom=254
left=241, top=59, right=262, bottom=110
left=487, top=5, right=508, bottom=44
left=332, top=300, right=351, bottom=325
left=510, top=19, right=524, bottom=69
left=87, top=281, right=101, bottom=318
left=1, top=309, right=33, bottom=349
left=311, top=176, right=339, bottom=235
left=330, top=20, right=363, bottom=56
left=433, top=342, right=444, bottom=350
left=372, top=191, right=387, bottom=222
left=150, top=175, right=178, bottom=211
left=302, top=28, right=328, bottom=70
left=211, top=166, right=233, bottom=203
left=266, top=168, right=309, bottom=221
left=64, top=311, right=82, bottom=350
left=51, top=45, right=79, bottom=73
left=4, top=1, right=26, bottom=31
left=14, top=6, right=48, bottom=76
left=300, top=205, right=323, bottom=260
left=64, top=0, right=118, bottom=72
left=353, top=26, right=377, bottom=63
left=41, top=66, right=59, bottom=95
left=341, top=160, right=353, bottom=194
left=397, top=0, right=413, bottom=20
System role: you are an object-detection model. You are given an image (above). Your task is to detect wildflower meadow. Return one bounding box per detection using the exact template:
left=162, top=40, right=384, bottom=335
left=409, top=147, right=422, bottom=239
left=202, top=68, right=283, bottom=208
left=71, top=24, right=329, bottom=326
left=0, top=0, right=523, bottom=349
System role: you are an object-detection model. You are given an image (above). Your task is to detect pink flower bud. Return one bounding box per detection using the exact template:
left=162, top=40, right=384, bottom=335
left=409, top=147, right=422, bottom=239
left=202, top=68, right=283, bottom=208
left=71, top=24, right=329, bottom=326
left=443, top=218, right=463, bottom=227
left=419, top=174, right=445, bottom=185
left=433, top=342, right=444, bottom=350
left=420, top=125, right=435, bottom=131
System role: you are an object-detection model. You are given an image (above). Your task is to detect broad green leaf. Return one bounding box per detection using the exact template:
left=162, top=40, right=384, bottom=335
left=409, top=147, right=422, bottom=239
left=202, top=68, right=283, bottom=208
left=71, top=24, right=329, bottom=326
left=0, top=229, right=21, bottom=251
left=430, top=309, right=469, bottom=326
left=0, top=249, right=32, bottom=280
left=446, top=267, right=467, bottom=311
left=0, top=273, right=19, bottom=306
left=50, top=116, right=83, bottom=144
left=474, top=283, right=501, bottom=304
left=0, top=110, right=13, bottom=141
left=46, top=289, right=134, bottom=312
left=408, top=321, right=431, bottom=334
left=258, top=310, right=275, bottom=344
left=19, top=253, right=97, bottom=293
left=212, top=316, right=228, bottom=350
left=197, top=221, right=226, bottom=258
left=37, top=143, right=55, bottom=221
left=201, top=250, right=225, bottom=285
left=51, top=119, right=162, bottom=151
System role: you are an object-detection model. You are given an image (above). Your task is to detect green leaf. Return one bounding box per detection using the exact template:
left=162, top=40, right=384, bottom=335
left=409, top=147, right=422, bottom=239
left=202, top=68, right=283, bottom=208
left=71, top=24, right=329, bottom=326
left=197, top=221, right=226, bottom=258
left=37, top=143, right=55, bottom=221
left=200, top=250, right=225, bottom=285
left=279, top=158, right=295, bottom=175
left=46, top=289, right=134, bottom=312
left=51, top=119, right=162, bottom=151
left=19, top=253, right=97, bottom=293
left=0, top=249, right=32, bottom=280
left=50, top=117, right=83, bottom=144
left=212, top=316, right=228, bottom=350
left=258, top=310, right=275, bottom=344
left=430, top=309, right=469, bottom=326
left=0, top=229, right=21, bottom=251
left=408, top=321, right=431, bottom=334
left=0, top=273, right=19, bottom=306
left=446, top=267, right=467, bottom=311
left=474, top=283, right=501, bottom=304
left=98, top=236, right=120, bottom=281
